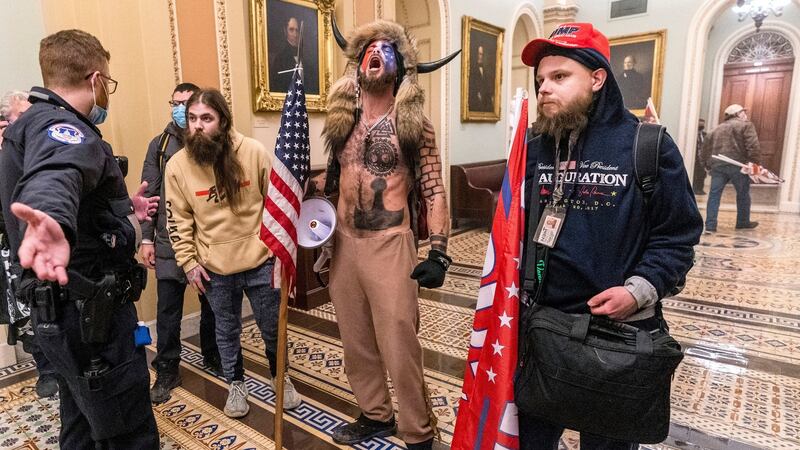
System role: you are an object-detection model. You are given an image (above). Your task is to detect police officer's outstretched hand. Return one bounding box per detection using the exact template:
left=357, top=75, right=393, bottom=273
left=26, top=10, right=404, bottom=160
left=10, top=202, right=70, bottom=285
left=132, top=181, right=159, bottom=223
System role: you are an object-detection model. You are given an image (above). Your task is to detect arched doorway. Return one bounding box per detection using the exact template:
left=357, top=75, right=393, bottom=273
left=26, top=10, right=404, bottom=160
left=395, top=0, right=452, bottom=185
left=680, top=0, right=800, bottom=212
left=504, top=3, right=543, bottom=145
left=396, top=0, right=441, bottom=123
left=510, top=16, right=536, bottom=109
left=719, top=32, right=794, bottom=177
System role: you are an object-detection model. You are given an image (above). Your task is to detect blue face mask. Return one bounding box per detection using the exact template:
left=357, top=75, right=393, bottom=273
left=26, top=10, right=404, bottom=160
left=88, top=104, right=108, bottom=125
left=88, top=75, right=109, bottom=125
left=172, top=104, right=187, bottom=128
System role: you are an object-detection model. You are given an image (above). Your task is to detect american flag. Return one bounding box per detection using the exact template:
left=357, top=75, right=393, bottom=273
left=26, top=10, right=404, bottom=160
left=260, top=67, right=311, bottom=295
left=452, top=97, right=528, bottom=450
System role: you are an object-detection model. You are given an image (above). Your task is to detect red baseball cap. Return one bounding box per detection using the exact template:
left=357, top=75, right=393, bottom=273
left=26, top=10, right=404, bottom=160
left=521, top=23, right=610, bottom=68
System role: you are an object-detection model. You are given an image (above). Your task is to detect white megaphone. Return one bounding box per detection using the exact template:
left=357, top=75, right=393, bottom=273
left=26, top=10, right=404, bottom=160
left=298, top=197, right=337, bottom=249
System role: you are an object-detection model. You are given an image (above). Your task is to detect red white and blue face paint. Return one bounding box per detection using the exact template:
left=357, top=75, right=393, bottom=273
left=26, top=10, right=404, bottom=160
left=360, top=39, right=398, bottom=78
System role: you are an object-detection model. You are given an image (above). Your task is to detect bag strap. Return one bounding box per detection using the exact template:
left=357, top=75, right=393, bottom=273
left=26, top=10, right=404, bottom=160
left=633, top=122, right=665, bottom=207
left=157, top=132, right=171, bottom=174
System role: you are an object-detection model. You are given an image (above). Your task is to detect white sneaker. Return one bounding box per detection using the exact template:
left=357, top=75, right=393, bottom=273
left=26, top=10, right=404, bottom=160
left=224, top=380, right=250, bottom=418
left=270, top=374, right=302, bottom=410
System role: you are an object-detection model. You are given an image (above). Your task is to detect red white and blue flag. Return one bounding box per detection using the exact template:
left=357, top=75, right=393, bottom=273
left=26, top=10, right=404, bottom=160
left=260, top=67, right=311, bottom=295
left=452, top=98, right=528, bottom=450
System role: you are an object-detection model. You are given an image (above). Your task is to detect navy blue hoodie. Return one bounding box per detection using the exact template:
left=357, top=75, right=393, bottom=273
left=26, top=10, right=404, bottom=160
left=524, top=49, right=702, bottom=316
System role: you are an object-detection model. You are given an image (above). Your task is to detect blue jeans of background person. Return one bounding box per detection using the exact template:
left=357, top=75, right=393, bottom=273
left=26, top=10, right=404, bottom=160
left=204, top=259, right=281, bottom=383
left=518, top=413, right=638, bottom=450
left=151, top=279, right=221, bottom=372
left=705, top=164, right=752, bottom=230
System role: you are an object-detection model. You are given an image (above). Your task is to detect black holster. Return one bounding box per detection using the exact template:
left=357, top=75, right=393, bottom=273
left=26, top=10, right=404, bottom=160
left=74, top=265, right=147, bottom=345
left=76, top=274, right=117, bottom=345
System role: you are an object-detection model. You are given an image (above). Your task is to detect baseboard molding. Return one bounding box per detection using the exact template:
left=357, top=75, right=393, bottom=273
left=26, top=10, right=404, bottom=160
left=779, top=201, right=800, bottom=213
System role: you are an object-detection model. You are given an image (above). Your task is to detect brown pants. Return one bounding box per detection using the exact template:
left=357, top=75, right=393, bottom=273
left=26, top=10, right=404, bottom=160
left=329, top=229, right=432, bottom=444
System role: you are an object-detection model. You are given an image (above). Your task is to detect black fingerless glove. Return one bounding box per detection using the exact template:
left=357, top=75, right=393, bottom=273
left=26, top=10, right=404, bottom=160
left=410, top=249, right=451, bottom=288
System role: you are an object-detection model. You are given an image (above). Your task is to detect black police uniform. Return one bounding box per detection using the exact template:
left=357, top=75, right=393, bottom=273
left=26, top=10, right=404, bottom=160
left=0, top=87, right=159, bottom=449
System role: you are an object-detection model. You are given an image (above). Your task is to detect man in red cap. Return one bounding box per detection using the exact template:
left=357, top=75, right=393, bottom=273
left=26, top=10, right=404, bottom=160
left=515, top=23, right=702, bottom=448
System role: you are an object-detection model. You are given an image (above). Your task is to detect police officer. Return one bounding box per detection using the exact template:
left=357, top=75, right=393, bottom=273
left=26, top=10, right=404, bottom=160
left=0, top=29, right=160, bottom=449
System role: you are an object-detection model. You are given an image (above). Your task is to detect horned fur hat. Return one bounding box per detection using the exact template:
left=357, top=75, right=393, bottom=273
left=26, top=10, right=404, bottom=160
left=322, top=18, right=459, bottom=155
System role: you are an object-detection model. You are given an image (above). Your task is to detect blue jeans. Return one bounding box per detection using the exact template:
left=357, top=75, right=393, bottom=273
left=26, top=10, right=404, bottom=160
left=705, top=164, right=752, bottom=230
left=204, top=259, right=281, bottom=383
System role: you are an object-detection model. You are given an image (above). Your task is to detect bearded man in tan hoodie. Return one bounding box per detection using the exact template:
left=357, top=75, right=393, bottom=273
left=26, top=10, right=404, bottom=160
left=164, top=88, right=301, bottom=418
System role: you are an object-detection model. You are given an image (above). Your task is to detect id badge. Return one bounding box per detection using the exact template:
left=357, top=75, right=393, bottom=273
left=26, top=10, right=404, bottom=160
left=533, top=205, right=565, bottom=248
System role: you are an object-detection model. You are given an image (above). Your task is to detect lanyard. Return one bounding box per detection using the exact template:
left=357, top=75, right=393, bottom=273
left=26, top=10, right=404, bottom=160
left=551, top=137, right=572, bottom=206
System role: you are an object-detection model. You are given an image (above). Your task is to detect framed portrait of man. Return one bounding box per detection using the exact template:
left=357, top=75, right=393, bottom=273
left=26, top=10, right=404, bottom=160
left=248, top=0, right=335, bottom=112
left=608, top=30, right=666, bottom=116
left=461, top=16, right=504, bottom=122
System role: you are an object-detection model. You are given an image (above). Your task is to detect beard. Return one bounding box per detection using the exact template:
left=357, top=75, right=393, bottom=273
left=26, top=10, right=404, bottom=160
left=532, top=90, right=594, bottom=138
left=185, top=129, right=228, bottom=166
left=360, top=70, right=396, bottom=93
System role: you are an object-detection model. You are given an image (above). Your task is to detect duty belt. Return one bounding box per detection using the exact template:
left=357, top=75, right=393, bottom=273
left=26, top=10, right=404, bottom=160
left=24, top=265, right=147, bottom=344
left=62, top=265, right=147, bottom=305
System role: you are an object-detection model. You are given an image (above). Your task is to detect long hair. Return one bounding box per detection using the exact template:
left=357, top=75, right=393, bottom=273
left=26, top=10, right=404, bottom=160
left=186, top=89, right=245, bottom=213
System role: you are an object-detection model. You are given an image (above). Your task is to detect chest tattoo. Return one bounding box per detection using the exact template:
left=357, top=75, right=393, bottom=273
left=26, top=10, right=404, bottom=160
left=354, top=178, right=404, bottom=230
left=363, top=116, right=399, bottom=177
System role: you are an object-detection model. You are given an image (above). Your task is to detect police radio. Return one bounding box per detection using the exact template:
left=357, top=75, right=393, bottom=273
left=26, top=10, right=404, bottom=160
left=114, top=156, right=128, bottom=178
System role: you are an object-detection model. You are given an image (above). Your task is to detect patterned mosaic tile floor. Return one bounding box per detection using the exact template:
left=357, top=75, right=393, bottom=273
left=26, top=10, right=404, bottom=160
left=0, top=367, right=277, bottom=450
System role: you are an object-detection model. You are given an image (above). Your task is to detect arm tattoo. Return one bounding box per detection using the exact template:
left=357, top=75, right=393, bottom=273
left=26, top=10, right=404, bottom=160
left=420, top=122, right=446, bottom=200
left=419, top=119, right=450, bottom=242
left=429, top=234, right=448, bottom=253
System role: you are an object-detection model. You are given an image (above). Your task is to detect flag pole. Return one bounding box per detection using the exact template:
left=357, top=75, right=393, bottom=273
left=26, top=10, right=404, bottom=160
left=273, top=274, right=290, bottom=449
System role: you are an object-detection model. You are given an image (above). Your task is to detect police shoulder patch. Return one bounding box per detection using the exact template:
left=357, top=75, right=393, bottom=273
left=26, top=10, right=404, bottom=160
left=47, top=123, right=85, bottom=145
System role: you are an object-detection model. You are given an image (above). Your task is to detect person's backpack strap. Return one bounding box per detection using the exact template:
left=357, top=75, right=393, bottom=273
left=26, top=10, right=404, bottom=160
left=633, top=122, right=665, bottom=207
left=632, top=122, right=690, bottom=297
left=157, top=132, right=171, bottom=174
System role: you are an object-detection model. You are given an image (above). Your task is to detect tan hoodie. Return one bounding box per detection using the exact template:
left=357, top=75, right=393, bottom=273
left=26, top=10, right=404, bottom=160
left=165, top=130, right=272, bottom=275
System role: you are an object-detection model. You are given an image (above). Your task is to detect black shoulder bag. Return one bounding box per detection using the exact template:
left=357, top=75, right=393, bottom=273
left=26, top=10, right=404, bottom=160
left=514, top=123, right=684, bottom=444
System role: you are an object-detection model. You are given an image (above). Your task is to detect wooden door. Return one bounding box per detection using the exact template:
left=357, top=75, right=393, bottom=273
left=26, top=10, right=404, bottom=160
left=719, top=58, right=794, bottom=174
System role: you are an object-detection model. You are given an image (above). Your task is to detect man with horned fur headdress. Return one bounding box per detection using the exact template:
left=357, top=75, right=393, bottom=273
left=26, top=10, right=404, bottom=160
left=308, top=20, right=459, bottom=450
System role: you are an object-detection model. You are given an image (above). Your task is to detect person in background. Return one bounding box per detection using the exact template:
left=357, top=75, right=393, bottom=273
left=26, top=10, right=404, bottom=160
left=702, top=104, right=761, bottom=232
left=693, top=118, right=708, bottom=195
left=0, top=90, right=59, bottom=398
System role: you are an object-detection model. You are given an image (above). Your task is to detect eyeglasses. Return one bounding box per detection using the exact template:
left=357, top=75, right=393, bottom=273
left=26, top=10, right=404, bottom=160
left=168, top=100, right=189, bottom=107
left=85, top=72, right=118, bottom=94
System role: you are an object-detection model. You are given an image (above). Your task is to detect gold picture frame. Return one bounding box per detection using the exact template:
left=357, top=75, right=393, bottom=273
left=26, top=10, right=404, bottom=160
left=248, top=0, right=335, bottom=112
left=461, top=16, right=504, bottom=122
left=608, top=30, right=666, bottom=117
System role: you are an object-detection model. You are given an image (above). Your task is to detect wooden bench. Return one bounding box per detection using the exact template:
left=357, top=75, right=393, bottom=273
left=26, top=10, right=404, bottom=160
left=450, top=159, right=507, bottom=230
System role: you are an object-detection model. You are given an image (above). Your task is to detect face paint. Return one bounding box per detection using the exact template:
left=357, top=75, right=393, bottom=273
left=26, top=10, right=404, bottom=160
left=360, top=40, right=398, bottom=77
